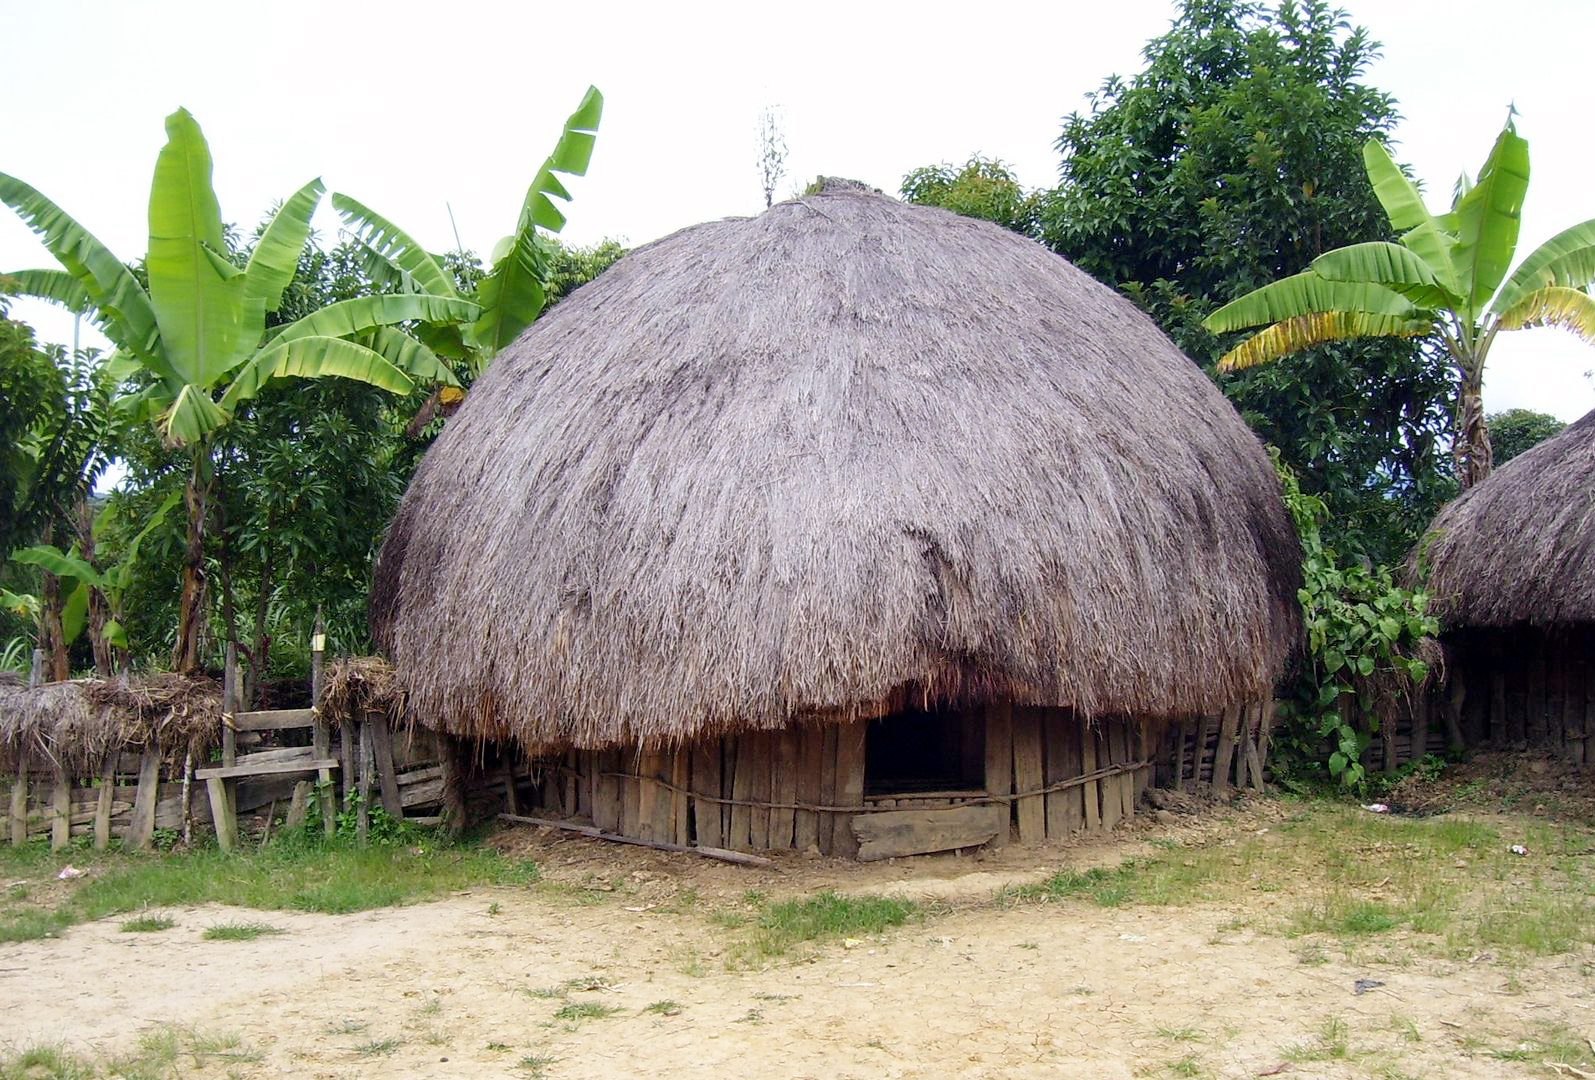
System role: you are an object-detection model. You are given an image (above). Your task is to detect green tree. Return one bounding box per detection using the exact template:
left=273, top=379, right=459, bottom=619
left=900, top=157, right=1041, bottom=237
left=1044, top=0, right=1454, bottom=561
left=1205, top=118, right=1595, bottom=490
left=333, top=86, right=603, bottom=378
left=1, top=108, right=475, bottom=671
left=1486, top=407, right=1565, bottom=464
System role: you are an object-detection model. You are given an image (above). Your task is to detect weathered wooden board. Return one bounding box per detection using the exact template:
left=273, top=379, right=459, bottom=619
left=833, top=722, right=866, bottom=858
left=794, top=726, right=823, bottom=852
left=670, top=749, right=690, bottom=846
left=770, top=731, right=799, bottom=850
left=1042, top=708, right=1076, bottom=840
left=852, top=804, right=1005, bottom=861
left=690, top=742, right=721, bottom=848
left=196, top=758, right=339, bottom=781
left=818, top=724, right=839, bottom=855
left=1212, top=705, right=1240, bottom=793
left=124, top=749, right=161, bottom=850
left=1012, top=708, right=1045, bottom=844
left=1079, top=722, right=1100, bottom=831
left=983, top=702, right=1013, bottom=848
left=370, top=714, right=404, bottom=818
left=232, top=708, right=316, bottom=732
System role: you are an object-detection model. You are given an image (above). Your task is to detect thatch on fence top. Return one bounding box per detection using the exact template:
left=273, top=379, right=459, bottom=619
left=371, top=180, right=1302, bottom=752
left=322, top=655, right=406, bottom=722
left=0, top=672, right=220, bottom=773
left=1422, top=406, right=1595, bottom=629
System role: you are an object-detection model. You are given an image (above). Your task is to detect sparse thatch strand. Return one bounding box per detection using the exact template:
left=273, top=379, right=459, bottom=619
left=1421, top=407, right=1595, bottom=629
left=322, top=655, right=406, bottom=722
left=371, top=182, right=1302, bottom=751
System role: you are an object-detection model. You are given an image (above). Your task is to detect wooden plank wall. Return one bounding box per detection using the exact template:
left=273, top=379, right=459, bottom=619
left=515, top=708, right=1154, bottom=856
left=1435, top=628, right=1593, bottom=766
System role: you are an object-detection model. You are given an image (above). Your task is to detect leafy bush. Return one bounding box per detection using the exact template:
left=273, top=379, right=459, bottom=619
left=1271, top=451, right=1438, bottom=791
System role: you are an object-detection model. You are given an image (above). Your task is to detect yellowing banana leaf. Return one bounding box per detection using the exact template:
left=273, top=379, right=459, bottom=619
left=1217, top=312, right=1432, bottom=372
left=1452, top=124, right=1530, bottom=313
left=1203, top=272, right=1416, bottom=333
left=330, top=194, right=459, bottom=299
left=1496, top=285, right=1595, bottom=345
left=245, top=179, right=324, bottom=313
left=218, top=334, right=414, bottom=415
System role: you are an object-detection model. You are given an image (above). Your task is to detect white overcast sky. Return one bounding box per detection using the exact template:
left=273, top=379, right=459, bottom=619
left=3, top=0, right=1592, bottom=422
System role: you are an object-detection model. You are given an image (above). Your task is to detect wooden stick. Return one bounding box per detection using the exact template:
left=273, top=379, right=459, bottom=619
left=179, top=749, right=194, bottom=846
left=10, top=762, right=28, bottom=848
left=50, top=767, right=70, bottom=850
left=93, top=754, right=114, bottom=850
left=498, top=813, right=772, bottom=866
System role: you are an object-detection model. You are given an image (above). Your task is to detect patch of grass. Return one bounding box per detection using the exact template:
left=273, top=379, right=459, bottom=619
left=748, top=891, right=918, bottom=957
left=644, top=999, right=683, bottom=1016
left=1283, top=1016, right=1352, bottom=1062
left=353, top=1037, right=401, bottom=1057
left=201, top=920, right=283, bottom=941
left=120, top=912, right=176, bottom=933
left=414, top=997, right=443, bottom=1017
left=1154, top=1025, right=1203, bottom=1042
left=1166, top=1053, right=1205, bottom=1077
left=1389, top=1015, right=1420, bottom=1042
left=518, top=1053, right=558, bottom=1077
left=551, top=1000, right=622, bottom=1025
left=0, top=907, right=72, bottom=943
left=0, top=1043, right=95, bottom=1080
left=0, top=833, right=541, bottom=945
left=325, top=1019, right=368, bottom=1036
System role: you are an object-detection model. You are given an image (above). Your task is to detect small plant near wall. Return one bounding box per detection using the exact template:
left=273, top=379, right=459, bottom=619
left=1271, top=451, right=1439, bottom=791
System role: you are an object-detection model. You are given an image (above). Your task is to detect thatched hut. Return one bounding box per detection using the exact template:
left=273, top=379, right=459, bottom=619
left=1420, top=407, right=1595, bottom=762
left=371, top=180, right=1301, bottom=858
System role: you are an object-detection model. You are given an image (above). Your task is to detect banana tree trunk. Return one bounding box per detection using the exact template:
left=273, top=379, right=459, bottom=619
left=78, top=498, right=113, bottom=677
left=1454, top=363, right=1492, bottom=491
left=172, top=452, right=213, bottom=674
left=39, top=543, right=68, bottom=682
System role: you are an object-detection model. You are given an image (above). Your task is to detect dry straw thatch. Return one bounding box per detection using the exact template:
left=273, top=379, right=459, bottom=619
left=0, top=672, right=221, bottom=773
left=372, top=181, right=1301, bottom=751
left=1422, top=406, right=1595, bottom=629
left=322, top=655, right=406, bottom=722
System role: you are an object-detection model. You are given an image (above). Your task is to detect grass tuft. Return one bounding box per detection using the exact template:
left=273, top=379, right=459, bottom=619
left=119, top=912, right=176, bottom=933
left=202, top=920, right=283, bottom=941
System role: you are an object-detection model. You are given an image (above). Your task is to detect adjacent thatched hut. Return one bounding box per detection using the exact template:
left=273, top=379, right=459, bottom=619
left=371, top=180, right=1302, bottom=857
left=1420, top=407, right=1595, bottom=762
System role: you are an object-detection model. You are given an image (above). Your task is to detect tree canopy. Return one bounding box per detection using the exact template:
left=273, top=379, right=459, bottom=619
left=1043, top=0, right=1455, bottom=561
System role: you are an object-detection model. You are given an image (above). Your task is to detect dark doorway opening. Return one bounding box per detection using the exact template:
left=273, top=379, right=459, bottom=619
left=864, top=706, right=985, bottom=795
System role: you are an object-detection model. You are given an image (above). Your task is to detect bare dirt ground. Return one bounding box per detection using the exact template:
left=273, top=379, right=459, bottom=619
left=4, top=802, right=1593, bottom=1080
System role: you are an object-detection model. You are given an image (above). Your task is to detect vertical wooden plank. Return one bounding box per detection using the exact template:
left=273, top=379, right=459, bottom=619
left=1489, top=666, right=1507, bottom=745
left=1193, top=711, right=1212, bottom=778
left=619, top=748, right=642, bottom=837
left=794, top=726, right=823, bottom=852
left=769, top=731, right=799, bottom=850
left=93, top=755, right=115, bottom=850
left=635, top=749, right=669, bottom=844
left=818, top=725, right=839, bottom=855
left=1527, top=645, right=1549, bottom=746
left=983, top=702, right=1013, bottom=848
left=1079, top=721, right=1101, bottom=831
left=747, top=734, right=773, bottom=850
left=1212, top=705, right=1240, bottom=793
left=285, top=782, right=310, bottom=829
left=205, top=777, right=237, bottom=851
left=1096, top=726, right=1121, bottom=831
left=1410, top=688, right=1431, bottom=764
left=1547, top=650, right=1567, bottom=758
left=1043, top=709, right=1072, bottom=840
left=1134, top=723, right=1153, bottom=804
left=563, top=750, right=580, bottom=815
left=728, top=736, right=754, bottom=851
left=1566, top=650, right=1588, bottom=765
left=356, top=719, right=373, bottom=844
left=8, top=762, right=26, bottom=847
left=690, top=740, right=722, bottom=847
left=124, top=749, right=161, bottom=849
left=1172, top=716, right=1191, bottom=791
left=833, top=721, right=866, bottom=858
left=438, top=734, right=467, bottom=835
left=369, top=712, right=404, bottom=818
left=50, top=768, right=71, bottom=850
left=592, top=750, right=620, bottom=833
left=670, top=748, right=690, bottom=846
left=1012, top=708, right=1045, bottom=844
left=1108, top=719, right=1135, bottom=819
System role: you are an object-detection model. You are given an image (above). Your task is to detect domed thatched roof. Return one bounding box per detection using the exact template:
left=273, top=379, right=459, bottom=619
left=1423, top=407, right=1595, bottom=629
left=371, top=184, right=1301, bottom=751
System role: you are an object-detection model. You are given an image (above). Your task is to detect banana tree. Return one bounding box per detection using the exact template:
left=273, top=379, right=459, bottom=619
left=11, top=491, right=181, bottom=674
left=333, top=85, right=603, bottom=393
left=1, top=108, right=479, bottom=671
left=1204, top=118, right=1595, bottom=489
